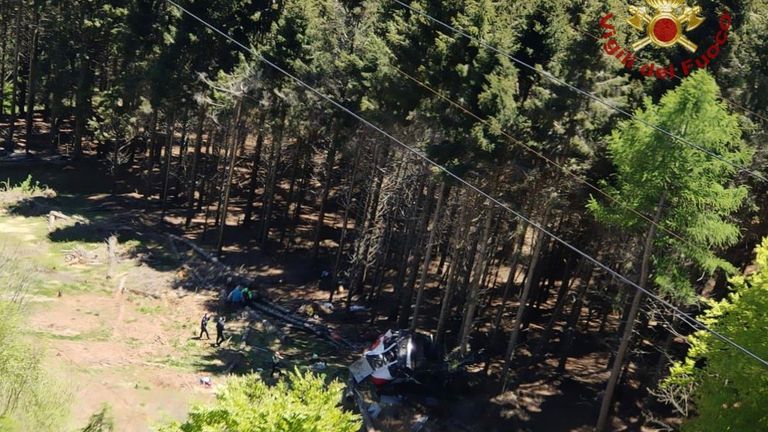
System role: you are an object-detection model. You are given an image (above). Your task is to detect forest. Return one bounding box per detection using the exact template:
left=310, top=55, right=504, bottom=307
left=0, top=0, right=767, bottom=430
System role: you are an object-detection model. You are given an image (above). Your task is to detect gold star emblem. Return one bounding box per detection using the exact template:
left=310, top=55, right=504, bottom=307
left=627, top=0, right=705, bottom=52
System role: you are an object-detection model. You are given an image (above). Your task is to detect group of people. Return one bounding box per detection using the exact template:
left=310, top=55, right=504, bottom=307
left=198, top=308, right=284, bottom=378
left=199, top=313, right=227, bottom=346
left=226, top=284, right=255, bottom=308
left=198, top=283, right=255, bottom=347
left=197, top=277, right=348, bottom=378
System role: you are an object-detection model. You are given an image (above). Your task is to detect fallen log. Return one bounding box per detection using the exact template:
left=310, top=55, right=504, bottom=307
left=49, top=210, right=88, bottom=224
left=167, top=234, right=222, bottom=265
left=250, top=301, right=356, bottom=350
left=168, top=234, right=253, bottom=285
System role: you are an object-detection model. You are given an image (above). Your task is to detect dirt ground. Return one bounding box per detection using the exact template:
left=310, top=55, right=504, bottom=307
left=1, top=181, right=354, bottom=431
left=0, top=205, right=223, bottom=430
left=30, top=292, right=220, bottom=431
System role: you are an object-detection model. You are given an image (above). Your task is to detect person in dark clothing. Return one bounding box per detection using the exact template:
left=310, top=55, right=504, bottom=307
left=320, top=270, right=336, bottom=301
left=215, top=317, right=226, bottom=346
left=199, top=313, right=210, bottom=339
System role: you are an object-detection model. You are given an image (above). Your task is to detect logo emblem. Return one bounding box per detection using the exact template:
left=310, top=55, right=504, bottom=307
left=627, top=0, right=705, bottom=52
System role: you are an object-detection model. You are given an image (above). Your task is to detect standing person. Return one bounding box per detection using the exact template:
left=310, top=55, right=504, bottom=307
left=199, top=313, right=210, bottom=340
left=320, top=270, right=335, bottom=302
left=215, top=317, right=226, bottom=346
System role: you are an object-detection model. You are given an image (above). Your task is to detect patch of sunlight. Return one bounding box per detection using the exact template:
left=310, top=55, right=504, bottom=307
left=20, top=234, right=37, bottom=242
left=0, top=220, right=33, bottom=233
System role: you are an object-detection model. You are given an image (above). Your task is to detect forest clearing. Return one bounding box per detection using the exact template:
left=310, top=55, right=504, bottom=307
left=1, top=0, right=767, bottom=431
left=0, top=163, right=634, bottom=431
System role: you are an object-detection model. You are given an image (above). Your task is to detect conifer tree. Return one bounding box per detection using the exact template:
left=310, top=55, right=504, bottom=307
left=590, top=70, right=753, bottom=431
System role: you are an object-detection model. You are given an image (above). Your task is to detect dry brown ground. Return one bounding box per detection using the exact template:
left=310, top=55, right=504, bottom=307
left=28, top=285, right=226, bottom=431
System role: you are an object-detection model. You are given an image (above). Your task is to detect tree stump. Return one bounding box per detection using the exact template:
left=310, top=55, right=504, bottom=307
left=107, top=235, right=118, bottom=279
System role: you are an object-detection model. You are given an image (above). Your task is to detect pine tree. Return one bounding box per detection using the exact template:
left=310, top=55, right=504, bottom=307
left=590, top=70, right=753, bottom=431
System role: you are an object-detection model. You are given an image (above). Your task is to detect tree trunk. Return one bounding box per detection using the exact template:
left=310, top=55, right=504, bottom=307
left=311, top=133, right=340, bottom=263
left=500, top=207, right=551, bottom=390
left=531, top=260, right=577, bottom=361
left=243, top=112, right=266, bottom=226
left=213, top=126, right=233, bottom=230
left=489, top=222, right=527, bottom=341
left=185, top=105, right=207, bottom=228
left=143, top=108, right=159, bottom=200
left=279, top=136, right=304, bottom=246
left=346, top=144, right=389, bottom=308
left=595, top=194, right=666, bottom=432
left=457, top=203, right=495, bottom=357
left=0, top=4, right=8, bottom=119
left=289, top=143, right=313, bottom=241
left=395, top=179, right=431, bottom=328
left=160, top=111, right=176, bottom=219
left=174, top=112, right=190, bottom=201
left=410, top=181, right=447, bottom=332
left=435, top=198, right=471, bottom=347
left=23, top=7, right=39, bottom=153
left=216, top=99, right=244, bottom=256
left=4, top=0, right=22, bottom=153
left=259, top=108, right=287, bottom=243
left=72, top=20, right=94, bottom=160
left=333, top=144, right=362, bottom=276
left=557, top=266, right=593, bottom=373
left=387, top=214, right=417, bottom=323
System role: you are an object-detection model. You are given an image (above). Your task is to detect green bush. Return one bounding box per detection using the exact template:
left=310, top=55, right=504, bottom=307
left=0, top=175, right=48, bottom=195
left=160, top=370, right=361, bottom=432
left=661, top=237, right=768, bottom=431
left=0, top=304, right=70, bottom=431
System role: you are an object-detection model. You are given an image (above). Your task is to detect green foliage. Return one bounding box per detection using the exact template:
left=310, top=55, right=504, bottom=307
left=0, top=175, right=47, bottom=195
left=160, top=370, right=360, bottom=432
left=380, top=0, right=524, bottom=169
left=0, top=304, right=70, bottom=431
left=588, top=70, right=752, bottom=303
left=0, top=246, right=70, bottom=431
left=89, top=90, right=141, bottom=172
left=661, top=237, right=768, bottom=431
left=1, top=80, right=11, bottom=113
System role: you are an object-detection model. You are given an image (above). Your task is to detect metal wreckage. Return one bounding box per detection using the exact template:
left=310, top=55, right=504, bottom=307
left=349, top=329, right=442, bottom=386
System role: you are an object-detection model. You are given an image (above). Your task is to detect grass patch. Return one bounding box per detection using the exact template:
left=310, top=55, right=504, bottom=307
left=137, top=304, right=164, bottom=315
left=0, top=174, right=50, bottom=195
left=126, top=337, right=142, bottom=348
left=0, top=207, right=139, bottom=299
left=151, top=354, right=203, bottom=370
left=33, top=326, right=112, bottom=342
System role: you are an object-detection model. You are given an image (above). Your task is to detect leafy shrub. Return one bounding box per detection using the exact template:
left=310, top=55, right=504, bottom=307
left=0, top=175, right=53, bottom=197
left=160, top=370, right=361, bottom=432
left=661, top=237, right=768, bottom=431
left=0, top=304, right=70, bottom=431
